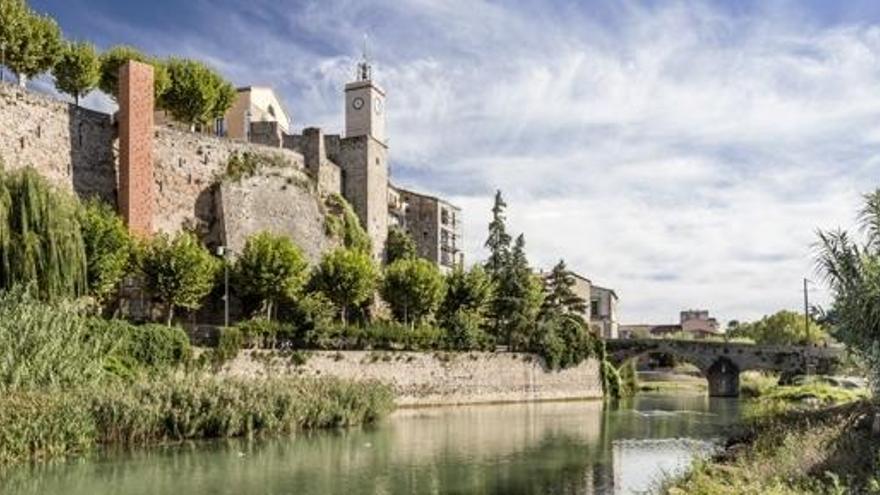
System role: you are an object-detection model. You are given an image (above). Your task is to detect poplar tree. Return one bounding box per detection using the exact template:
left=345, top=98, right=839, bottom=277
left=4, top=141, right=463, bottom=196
left=53, top=41, right=100, bottom=106
left=483, top=190, right=511, bottom=279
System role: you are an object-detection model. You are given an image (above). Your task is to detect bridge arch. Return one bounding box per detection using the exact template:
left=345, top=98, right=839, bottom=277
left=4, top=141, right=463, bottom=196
left=605, top=339, right=842, bottom=397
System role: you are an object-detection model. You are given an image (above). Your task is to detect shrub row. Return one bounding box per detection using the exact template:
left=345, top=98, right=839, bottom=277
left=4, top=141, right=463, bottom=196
left=0, top=375, right=394, bottom=465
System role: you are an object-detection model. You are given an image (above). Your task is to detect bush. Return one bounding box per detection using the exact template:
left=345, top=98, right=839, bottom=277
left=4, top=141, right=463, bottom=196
left=89, top=319, right=191, bottom=376
left=442, top=309, right=494, bottom=351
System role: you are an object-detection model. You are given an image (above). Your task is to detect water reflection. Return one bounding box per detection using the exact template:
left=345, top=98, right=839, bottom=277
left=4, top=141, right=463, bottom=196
left=1, top=393, right=741, bottom=495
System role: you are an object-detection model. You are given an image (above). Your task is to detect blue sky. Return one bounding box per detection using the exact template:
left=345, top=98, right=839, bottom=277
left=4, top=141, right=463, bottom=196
left=26, top=0, right=880, bottom=324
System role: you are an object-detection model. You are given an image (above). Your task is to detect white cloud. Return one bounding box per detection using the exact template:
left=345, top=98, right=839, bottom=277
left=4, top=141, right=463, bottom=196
left=68, top=0, right=880, bottom=324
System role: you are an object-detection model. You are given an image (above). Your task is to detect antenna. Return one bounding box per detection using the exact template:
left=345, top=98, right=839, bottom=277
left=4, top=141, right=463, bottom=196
left=357, top=33, right=372, bottom=81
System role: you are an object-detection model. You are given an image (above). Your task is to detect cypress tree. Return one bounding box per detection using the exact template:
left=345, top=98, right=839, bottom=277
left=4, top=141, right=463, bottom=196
left=541, top=259, right=587, bottom=321
left=483, top=190, right=511, bottom=279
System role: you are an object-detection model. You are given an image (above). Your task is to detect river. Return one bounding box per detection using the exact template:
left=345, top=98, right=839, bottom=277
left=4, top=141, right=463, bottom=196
left=1, top=392, right=741, bottom=495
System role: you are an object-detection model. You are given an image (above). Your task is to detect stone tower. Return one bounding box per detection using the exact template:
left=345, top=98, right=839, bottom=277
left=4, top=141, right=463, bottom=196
left=337, top=53, right=389, bottom=260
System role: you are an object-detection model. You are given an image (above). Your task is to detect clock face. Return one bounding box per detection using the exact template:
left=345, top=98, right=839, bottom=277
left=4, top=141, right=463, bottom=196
left=373, top=98, right=383, bottom=115
left=352, top=97, right=365, bottom=110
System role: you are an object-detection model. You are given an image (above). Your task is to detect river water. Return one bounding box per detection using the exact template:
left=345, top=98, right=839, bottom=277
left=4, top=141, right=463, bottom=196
left=2, top=393, right=741, bottom=495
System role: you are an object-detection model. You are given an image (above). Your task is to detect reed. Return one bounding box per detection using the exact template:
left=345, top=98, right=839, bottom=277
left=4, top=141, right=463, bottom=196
left=0, top=375, right=394, bottom=465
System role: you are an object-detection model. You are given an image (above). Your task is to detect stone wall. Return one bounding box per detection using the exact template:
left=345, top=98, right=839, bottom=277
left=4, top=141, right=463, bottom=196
left=216, top=168, right=339, bottom=263
left=151, top=127, right=308, bottom=238
left=220, top=350, right=604, bottom=406
left=0, top=82, right=116, bottom=202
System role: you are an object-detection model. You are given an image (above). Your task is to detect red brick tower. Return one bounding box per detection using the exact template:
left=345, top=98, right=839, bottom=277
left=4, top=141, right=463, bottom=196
left=118, top=61, right=154, bottom=237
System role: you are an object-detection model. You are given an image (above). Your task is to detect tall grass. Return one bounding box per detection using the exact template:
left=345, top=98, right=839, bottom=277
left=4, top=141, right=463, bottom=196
left=0, top=375, right=394, bottom=464
left=0, top=288, right=113, bottom=391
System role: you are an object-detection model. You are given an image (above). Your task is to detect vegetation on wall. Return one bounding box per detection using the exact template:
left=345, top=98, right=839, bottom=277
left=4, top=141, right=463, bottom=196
left=324, top=193, right=372, bottom=253
left=222, top=151, right=290, bottom=182
left=52, top=40, right=100, bottom=106
left=0, top=167, right=87, bottom=300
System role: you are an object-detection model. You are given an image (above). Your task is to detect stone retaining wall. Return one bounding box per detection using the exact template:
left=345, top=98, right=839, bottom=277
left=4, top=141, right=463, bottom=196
left=220, top=350, right=604, bottom=406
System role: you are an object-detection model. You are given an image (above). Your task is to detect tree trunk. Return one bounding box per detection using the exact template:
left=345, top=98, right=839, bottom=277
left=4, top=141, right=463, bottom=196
left=166, top=305, right=175, bottom=327
left=341, top=306, right=348, bottom=326
left=17, top=74, right=26, bottom=88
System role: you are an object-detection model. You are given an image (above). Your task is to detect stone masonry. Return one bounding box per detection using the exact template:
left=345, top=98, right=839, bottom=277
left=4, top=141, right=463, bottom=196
left=118, top=61, right=154, bottom=237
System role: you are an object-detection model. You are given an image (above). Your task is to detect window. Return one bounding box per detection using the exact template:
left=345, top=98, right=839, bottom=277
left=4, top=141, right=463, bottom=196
left=590, top=299, right=600, bottom=317
left=214, top=118, right=226, bottom=137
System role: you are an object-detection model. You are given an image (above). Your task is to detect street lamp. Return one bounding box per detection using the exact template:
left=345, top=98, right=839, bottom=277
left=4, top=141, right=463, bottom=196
left=217, top=246, right=230, bottom=328
left=1, top=41, right=6, bottom=83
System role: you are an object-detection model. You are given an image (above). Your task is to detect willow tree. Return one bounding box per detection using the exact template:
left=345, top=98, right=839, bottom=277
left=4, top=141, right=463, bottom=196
left=0, top=167, right=87, bottom=300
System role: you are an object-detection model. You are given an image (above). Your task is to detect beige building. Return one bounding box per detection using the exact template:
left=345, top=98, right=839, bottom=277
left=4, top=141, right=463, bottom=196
left=221, top=86, right=291, bottom=140
left=389, top=186, right=463, bottom=270
left=590, top=285, right=619, bottom=339
left=620, top=309, right=721, bottom=340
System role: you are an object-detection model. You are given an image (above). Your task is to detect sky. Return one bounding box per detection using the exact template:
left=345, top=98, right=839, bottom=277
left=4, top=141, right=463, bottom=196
left=24, top=0, right=880, bottom=325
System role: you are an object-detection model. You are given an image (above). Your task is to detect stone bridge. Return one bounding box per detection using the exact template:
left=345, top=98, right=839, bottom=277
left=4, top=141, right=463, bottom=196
left=605, top=339, right=843, bottom=397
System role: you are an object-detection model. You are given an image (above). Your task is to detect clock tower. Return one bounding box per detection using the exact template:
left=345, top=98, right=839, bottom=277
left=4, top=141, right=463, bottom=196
left=345, top=55, right=386, bottom=144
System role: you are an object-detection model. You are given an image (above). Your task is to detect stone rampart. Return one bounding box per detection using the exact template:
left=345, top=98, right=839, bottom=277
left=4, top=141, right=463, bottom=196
left=0, top=82, right=116, bottom=202
left=220, top=350, right=604, bottom=406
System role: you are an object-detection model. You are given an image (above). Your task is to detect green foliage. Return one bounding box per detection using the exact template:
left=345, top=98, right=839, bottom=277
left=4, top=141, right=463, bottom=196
left=286, top=292, right=336, bottom=345
left=817, top=190, right=880, bottom=395
left=211, top=326, right=243, bottom=365
left=532, top=313, right=596, bottom=370
left=0, top=288, right=112, bottom=391
left=438, top=265, right=495, bottom=350
left=52, top=40, right=100, bottom=105
left=80, top=198, right=132, bottom=306
left=234, top=231, right=309, bottom=319
left=381, top=257, right=446, bottom=325
left=541, top=259, right=587, bottom=319
left=441, top=309, right=495, bottom=350
left=385, top=226, right=416, bottom=264
left=0, top=1, right=62, bottom=84
left=159, top=58, right=236, bottom=127
left=483, top=189, right=511, bottom=279
left=310, top=247, right=379, bottom=324
left=222, top=151, right=289, bottom=182
left=98, top=45, right=169, bottom=101
left=0, top=167, right=87, bottom=300
left=0, top=375, right=394, bottom=464
left=729, top=309, right=829, bottom=345
left=324, top=193, right=372, bottom=253
left=139, top=231, right=219, bottom=325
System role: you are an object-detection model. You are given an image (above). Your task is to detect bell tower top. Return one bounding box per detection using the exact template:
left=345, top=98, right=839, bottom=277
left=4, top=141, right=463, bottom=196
left=345, top=36, right=386, bottom=144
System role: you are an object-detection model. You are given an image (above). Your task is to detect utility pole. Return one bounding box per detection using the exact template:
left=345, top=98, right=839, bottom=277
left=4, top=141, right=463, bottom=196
left=803, top=278, right=810, bottom=344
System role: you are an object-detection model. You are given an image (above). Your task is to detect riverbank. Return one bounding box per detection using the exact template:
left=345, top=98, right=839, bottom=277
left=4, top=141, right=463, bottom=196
left=663, top=382, right=876, bottom=494
left=211, top=349, right=605, bottom=406
left=0, top=375, right=393, bottom=465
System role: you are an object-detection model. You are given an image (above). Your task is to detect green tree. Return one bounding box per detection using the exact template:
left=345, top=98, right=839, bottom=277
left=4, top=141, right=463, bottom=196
left=483, top=190, right=511, bottom=279
left=497, top=234, right=544, bottom=349
left=80, top=198, right=133, bottom=308
left=234, top=231, right=309, bottom=320
left=1, top=3, right=61, bottom=86
left=817, top=189, right=880, bottom=393
left=728, top=310, right=828, bottom=345
left=98, top=45, right=170, bottom=101
left=540, top=259, right=587, bottom=320
left=381, top=257, right=445, bottom=325
left=159, top=58, right=236, bottom=129
left=140, top=232, right=219, bottom=325
left=438, top=265, right=495, bottom=350
left=52, top=41, right=100, bottom=106
left=385, top=226, right=416, bottom=264
left=0, top=167, right=87, bottom=300
left=310, top=248, right=379, bottom=325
